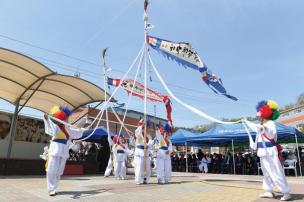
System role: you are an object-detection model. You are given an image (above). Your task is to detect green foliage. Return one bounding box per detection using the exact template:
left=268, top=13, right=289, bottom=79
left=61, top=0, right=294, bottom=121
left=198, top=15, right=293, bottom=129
left=281, top=103, right=296, bottom=111
left=296, top=92, right=304, bottom=105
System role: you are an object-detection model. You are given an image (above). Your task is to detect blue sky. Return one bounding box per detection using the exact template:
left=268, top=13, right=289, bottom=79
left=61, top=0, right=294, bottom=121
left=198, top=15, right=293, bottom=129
left=0, top=0, right=303, bottom=127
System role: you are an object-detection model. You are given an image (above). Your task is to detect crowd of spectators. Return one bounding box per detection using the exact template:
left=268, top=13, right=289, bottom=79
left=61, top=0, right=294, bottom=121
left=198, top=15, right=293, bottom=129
left=171, top=148, right=304, bottom=176
left=68, top=141, right=100, bottom=162
left=67, top=142, right=304, bottom=176
left=171, top=149, right=259, bottom=175
left=67, top=137, right=112, bottom=172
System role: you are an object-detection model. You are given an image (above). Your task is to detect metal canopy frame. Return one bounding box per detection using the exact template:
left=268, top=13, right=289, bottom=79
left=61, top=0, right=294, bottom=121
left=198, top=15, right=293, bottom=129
left=0, top=47, right=113, bottom=158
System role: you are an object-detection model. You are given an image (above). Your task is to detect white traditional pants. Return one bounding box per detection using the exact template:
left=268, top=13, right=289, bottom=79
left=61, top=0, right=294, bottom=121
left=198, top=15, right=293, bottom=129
left=114, top=153, right=127, bottom=179
left=46, top=156, right=67, bottom=192
left=134, top=155, right=151, bottom=183
left=260, top=155, right=289, bottom=194
left=156, top=156, right=171, bottom=183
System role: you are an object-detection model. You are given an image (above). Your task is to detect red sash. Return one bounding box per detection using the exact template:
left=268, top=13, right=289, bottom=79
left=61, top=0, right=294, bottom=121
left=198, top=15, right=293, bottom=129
left=58, top=124, right=70, bottom=140
left=262, top=133, right=284, bottom=166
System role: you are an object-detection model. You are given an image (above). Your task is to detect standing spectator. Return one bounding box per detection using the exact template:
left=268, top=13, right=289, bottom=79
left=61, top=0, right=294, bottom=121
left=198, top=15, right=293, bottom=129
left=207, top=154, right=212, bottom=172
left=235, top=153, right=243, bottom=174
left=197, top=149, right=203, bottom=161
left=223, top=152, right=233, bottom=174
left=218, top=154, right=223, bottom=173
left=253, top=153, right=259, bottom=175
left=187, top=154, right=193, bottom=172
left=192, top=153, right=198, bottom=172
left=180, top=154, right=186, bottom=172
left=212, top=153, right=219, bottom=173
left=172, top=153, right=178, bottom=171
left=245, top=154, right=253, bottom=175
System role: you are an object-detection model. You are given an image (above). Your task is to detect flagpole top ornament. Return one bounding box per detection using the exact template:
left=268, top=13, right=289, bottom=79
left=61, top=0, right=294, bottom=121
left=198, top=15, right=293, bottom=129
left=143, top=0, right=149, bottom=22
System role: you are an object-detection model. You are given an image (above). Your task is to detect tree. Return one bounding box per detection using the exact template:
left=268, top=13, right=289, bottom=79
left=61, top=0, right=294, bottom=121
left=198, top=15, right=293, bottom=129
left=297, top=124, right=304, bottom=132
left=281, top=103, right=295, bottom=111
left=296, top=92, right=304, bottom=105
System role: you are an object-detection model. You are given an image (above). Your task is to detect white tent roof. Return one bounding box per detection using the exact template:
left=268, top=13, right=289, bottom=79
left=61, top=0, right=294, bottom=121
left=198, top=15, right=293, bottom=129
left=0, top=48, right=112, bottom=112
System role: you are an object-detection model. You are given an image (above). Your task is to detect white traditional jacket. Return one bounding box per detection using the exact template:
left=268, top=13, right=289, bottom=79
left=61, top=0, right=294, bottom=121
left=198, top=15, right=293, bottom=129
left=43, top=117, right=83, bottom=158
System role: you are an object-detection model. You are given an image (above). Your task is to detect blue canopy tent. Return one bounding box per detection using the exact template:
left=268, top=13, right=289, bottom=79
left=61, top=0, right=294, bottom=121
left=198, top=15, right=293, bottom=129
left=171, top=129, right=233, bottom=147
left=170, top=129, right=202, bottom=145
left=171, top=122, right=303, bottom=175
left=172, top=122, right=303, bottom=145
left=78, top=127, right=114, bottom=143
left=190, top=122, right=301, bottom=143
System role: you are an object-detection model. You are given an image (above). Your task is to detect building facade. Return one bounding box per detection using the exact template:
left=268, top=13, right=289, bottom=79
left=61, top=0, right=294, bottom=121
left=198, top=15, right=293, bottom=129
left=71, top=106, right=168, bottom=138
left=278, top=104, right=304, bottom=130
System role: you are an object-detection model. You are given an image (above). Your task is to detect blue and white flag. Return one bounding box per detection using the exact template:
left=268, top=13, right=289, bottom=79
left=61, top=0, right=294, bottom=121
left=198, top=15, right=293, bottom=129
left=147, top=35, right=237, bottom=101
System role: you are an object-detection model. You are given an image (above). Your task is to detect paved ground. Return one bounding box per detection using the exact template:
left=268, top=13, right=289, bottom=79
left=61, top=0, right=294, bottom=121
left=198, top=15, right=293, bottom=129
left=0, top=172, right=303, bottom=202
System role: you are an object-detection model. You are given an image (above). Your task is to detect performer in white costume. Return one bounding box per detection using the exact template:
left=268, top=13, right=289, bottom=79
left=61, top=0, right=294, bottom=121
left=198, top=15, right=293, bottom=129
left=113, top=134, right=130, bottom=180
left=244, top=100, right=291, bottom=201
left=134, top=119, right=153, bottom=184
left=155, top=123, right=173, bottom=184
left=43, top=106, right=84, bottom=196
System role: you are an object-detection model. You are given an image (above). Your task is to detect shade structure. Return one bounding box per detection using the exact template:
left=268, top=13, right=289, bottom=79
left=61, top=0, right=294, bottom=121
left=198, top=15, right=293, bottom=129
left=0, top=47, right=114, bottom=158
left=0, top=47, right=113, bottom=112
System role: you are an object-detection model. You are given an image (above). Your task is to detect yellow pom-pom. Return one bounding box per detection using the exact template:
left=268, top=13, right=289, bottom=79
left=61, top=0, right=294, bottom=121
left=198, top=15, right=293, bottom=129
left=267, top=100, right=278, bottom=110
left=50, top=106, right=60, bottom=115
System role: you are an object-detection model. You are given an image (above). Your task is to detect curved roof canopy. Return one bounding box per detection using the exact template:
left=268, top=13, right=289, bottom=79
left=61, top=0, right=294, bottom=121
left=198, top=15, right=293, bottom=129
left=0, top=48, right=113, bottom=113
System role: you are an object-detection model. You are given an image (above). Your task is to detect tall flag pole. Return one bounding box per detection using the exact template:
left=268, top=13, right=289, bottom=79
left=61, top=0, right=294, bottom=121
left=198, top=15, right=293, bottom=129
left=102, top=48, right=114, bottom=176
left=102, top=48, right=111, bottom=144
left=143, top=0, right=149, bottom=181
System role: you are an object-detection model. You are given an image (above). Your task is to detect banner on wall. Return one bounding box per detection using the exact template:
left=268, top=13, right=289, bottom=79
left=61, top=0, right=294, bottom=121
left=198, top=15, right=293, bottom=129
left=0, top=112, right=50, bottom=143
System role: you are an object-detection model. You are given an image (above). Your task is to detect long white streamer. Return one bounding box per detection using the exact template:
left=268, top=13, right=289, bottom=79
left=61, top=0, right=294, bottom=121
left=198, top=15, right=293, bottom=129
left=118, top=46, right=145, bottom=136
left=75, top=46, right=144, bottom=141
left=48, top=45, right=144, bottom=142
left=241, top=120, right=255, bottom=147
left=109, top=105, right=132, bottom=136
left=148, top=52, right=240, bottom=125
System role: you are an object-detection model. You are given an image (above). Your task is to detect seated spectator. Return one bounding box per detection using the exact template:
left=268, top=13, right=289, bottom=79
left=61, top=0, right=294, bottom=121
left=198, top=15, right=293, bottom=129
left=199, top=154, right=208, bottom=173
